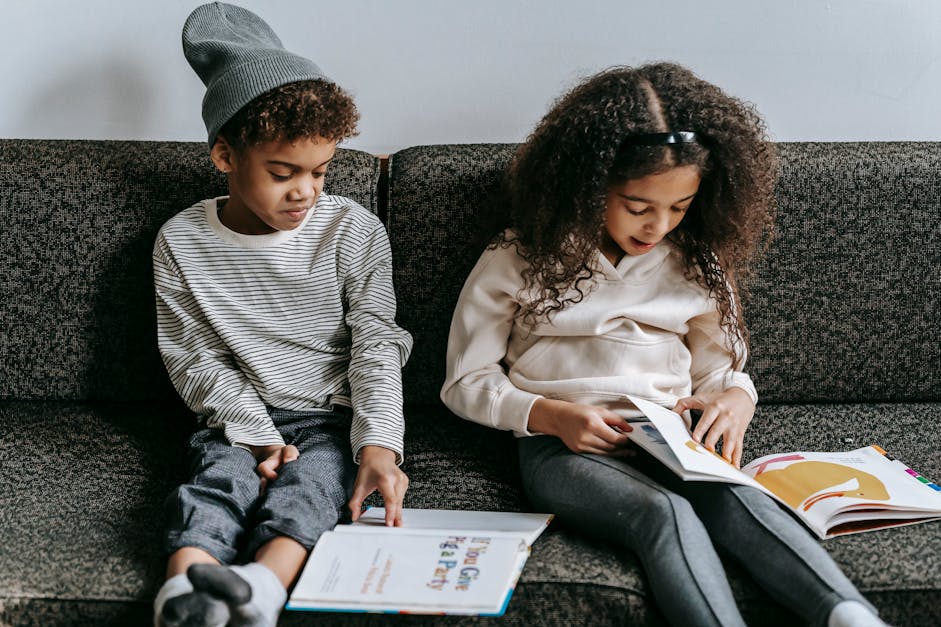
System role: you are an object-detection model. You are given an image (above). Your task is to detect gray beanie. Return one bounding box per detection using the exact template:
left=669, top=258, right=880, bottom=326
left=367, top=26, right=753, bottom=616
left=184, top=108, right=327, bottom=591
left=182, top=2, right=331, bottom=145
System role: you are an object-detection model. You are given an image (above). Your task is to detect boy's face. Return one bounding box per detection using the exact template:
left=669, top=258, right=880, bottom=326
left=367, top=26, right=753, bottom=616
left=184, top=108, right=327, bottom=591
left=212, top=135, right=337, bottom=234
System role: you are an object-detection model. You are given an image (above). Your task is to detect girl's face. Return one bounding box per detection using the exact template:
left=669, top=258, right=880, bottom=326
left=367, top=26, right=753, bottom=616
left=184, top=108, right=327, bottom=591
left=602, top=165, right=701, bottom=261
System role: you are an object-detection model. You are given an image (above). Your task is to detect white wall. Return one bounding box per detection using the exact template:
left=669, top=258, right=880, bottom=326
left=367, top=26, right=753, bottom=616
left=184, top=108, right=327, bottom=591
left=3, top=0, right=940, bottom=154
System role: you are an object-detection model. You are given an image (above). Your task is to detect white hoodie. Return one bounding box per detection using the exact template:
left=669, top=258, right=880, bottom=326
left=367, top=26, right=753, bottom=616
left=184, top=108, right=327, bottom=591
left=440, top=238, right=757, bottom=437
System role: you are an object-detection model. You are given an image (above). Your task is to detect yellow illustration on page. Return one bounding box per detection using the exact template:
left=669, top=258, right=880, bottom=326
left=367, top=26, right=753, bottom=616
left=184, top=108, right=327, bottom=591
left=682, top=442, right=891, bottom=511
left=753, top=461, right=890, bottom=510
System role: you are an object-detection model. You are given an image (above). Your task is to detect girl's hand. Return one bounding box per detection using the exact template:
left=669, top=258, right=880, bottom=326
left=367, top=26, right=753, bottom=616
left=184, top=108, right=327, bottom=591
left=672, top=388, right=755, bottom=468
left=528, top=398, right=634, bottom=456
left=249, top=444, right=300, bottom=494
left=348, top=446, right=409, bottom=527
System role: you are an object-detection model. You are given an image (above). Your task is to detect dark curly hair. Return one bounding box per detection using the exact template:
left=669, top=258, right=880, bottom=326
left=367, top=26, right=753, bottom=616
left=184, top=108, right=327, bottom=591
left=495, top=62, right=777, bottom=367
left=217, top=79, right=359, bottom=151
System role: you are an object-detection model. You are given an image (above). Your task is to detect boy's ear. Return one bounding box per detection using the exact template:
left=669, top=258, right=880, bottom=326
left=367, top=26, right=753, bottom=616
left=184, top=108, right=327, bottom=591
left=210, top=135, right=236, bottom=173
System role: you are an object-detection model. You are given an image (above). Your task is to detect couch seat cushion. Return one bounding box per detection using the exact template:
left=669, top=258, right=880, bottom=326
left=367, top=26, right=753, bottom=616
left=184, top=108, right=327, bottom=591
left=2, top=401, right=938, bottom=626
left=397, top=402, right=941, bottom=626
left=0, top=401, right=190, bottom=624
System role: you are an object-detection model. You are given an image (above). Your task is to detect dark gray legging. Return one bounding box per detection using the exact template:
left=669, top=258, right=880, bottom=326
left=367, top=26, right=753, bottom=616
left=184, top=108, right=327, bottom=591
left=518, top=435, right=876, bottom=627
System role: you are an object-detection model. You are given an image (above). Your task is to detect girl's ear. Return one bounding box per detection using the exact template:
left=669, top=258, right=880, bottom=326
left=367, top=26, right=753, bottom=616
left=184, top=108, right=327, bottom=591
left=210, top=136, right=236, bottom=173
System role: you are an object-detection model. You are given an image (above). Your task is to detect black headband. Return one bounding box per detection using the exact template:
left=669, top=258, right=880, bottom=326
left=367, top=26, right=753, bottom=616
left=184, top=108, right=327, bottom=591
left=619, top=131, right=700, bottom=147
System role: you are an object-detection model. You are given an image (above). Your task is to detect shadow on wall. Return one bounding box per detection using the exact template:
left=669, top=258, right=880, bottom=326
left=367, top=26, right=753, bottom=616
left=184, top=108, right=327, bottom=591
left=15, top=56, right=158, bottom=139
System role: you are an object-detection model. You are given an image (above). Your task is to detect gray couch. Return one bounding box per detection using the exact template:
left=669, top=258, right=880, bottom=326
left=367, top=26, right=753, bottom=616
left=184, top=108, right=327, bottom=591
left=0, top=139, right=938, bottom=626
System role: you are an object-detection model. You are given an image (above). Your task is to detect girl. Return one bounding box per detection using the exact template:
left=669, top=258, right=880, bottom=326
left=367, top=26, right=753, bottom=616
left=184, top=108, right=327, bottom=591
left=441, top=63, right=885, bottom=627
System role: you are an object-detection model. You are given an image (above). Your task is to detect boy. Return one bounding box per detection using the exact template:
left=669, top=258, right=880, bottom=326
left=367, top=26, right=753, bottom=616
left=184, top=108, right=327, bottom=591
left=152, top=4, right=412, bottom=626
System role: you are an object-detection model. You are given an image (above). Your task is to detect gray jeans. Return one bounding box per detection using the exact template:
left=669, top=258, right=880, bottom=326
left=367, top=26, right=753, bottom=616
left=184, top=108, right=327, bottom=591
left=164, top=408, right=356, bottom=564
left=518, top=435, right=876, bottom=627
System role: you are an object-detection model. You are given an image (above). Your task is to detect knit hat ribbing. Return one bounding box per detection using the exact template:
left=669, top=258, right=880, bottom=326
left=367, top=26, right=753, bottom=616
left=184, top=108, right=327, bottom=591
left=182, top=2, right=331, bottom=146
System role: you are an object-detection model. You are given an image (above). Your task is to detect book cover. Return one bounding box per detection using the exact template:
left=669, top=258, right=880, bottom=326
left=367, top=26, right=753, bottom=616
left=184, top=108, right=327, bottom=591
left=287, top=509, right=552, bottom=615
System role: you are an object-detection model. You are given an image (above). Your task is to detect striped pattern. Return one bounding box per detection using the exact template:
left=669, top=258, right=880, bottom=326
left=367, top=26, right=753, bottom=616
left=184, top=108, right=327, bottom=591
left=153, top=194, right=412, bottom=463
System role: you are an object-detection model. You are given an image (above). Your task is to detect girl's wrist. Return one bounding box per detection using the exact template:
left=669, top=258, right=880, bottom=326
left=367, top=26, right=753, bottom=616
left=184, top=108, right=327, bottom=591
left=723, top=386, right=756, bottom=409
left=527, top=398, right=560, bottom=436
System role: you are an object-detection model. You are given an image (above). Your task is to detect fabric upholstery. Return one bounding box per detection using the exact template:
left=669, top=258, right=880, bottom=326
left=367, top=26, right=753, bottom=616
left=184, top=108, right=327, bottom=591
left=387, top=142, right=941, bottom=407
left=1, top=139, right=938, bottom=626
left=0, top=140, right=380, bottom=402
left=388, top=144, right=518, bottom=408
left=1, top=402, right=937, bottom=626
left=748, top=142, right=941, bottom=403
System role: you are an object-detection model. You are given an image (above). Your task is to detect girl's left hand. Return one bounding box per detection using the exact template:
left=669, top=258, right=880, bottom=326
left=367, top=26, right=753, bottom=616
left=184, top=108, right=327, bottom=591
left=672, top=388, right=755, bottom=468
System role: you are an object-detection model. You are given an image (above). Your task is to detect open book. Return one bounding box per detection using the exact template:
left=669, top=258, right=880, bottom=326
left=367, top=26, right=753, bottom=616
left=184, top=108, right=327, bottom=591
left=627, top=396, right=941, bottom=539
left=286, top=508, right=552, bottom=616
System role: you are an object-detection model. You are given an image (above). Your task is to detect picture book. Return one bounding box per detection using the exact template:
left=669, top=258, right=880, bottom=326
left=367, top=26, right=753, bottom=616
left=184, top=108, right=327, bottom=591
left=286, top=508, right=553, bottom=616
left=626, top=395, right=941, bottom=539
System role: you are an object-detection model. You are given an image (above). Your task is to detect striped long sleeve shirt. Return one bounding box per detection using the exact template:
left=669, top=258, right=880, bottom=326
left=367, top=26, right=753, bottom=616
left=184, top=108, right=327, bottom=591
left=153, top=194, right=412, bottom=463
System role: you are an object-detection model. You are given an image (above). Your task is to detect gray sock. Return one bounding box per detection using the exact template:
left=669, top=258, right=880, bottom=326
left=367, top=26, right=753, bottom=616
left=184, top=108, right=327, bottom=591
left=154, top=572, right=230, bottom=627
left=182, top=562, right=286, bottom=627
left=228, top=563, right=288, bottom=627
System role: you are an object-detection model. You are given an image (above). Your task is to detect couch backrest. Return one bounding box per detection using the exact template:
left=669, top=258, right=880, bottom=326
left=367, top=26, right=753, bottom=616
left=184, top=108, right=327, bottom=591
left=388, top=144, right=518, bottom=409
left=388, top=142, right=940, bottom=407
left=0, top=140, right=381, bottom=401
left=747, top=142, right=940, bottom=403
left=3, top=140, right=937, bottom=405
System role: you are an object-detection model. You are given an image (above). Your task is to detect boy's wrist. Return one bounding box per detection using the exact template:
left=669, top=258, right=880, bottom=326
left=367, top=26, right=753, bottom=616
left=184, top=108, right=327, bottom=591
left=358, top=445, right=398, bottom=464
left=246, top=443, right=284, bottom=461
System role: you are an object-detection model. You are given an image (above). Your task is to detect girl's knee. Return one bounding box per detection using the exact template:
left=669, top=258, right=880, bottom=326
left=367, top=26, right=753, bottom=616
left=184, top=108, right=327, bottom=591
left=639, top=489, right=693, bottom=525
left=610, top=490, right=698, bottom=552
left=605, top=485, right=694, bottom=537
left=720, top=484, right=774, bottom=511
left=696, top=484, right=777, bottom=525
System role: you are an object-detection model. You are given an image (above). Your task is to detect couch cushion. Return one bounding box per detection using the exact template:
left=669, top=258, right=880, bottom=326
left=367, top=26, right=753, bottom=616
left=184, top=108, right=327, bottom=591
left=403, top=403, right=527, bottom=511
left=730, top=401, right=941, bottom=627
left=748, top=142, right=941, bottom=403
left=0, top=140, right=381, bottom=403
left=386, top=142, right=940, bottom=406
left=397, top=402, right=941, bottom=626
left=388, top=144, right=517, bottom=407
left=743, top=402, right=941, bottom=607
left=0, top=400, right=189, bottom=624
left=2, top=401, right=937, bottom=625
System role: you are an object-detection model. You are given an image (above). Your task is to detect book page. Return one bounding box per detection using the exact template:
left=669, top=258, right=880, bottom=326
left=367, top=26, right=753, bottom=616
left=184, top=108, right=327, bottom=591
left=627, top=396, right=772, bottom=492
left=287, top=531, right=529, bottom=615
left=627, top=397, right=941, bottom=538
left=349, top=509, right=552, bottom=546
left=742, top=446, right=941, bottom=537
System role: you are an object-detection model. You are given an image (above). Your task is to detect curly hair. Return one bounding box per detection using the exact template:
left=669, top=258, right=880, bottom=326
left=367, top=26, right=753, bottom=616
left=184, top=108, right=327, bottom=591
left=495, top=62, right=777, bottom=367
left=217, top=79, right=359, bottom=151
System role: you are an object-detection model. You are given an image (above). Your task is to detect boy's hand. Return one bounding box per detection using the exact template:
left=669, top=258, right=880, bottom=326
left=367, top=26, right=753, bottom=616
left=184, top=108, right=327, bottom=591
left=248, top=444, right=299, bottom=493
left=348, top=446, right=408, bottom=527
left=673, top=387, right=755, bottom=468
left=527, top=398, right=634, bottom=457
